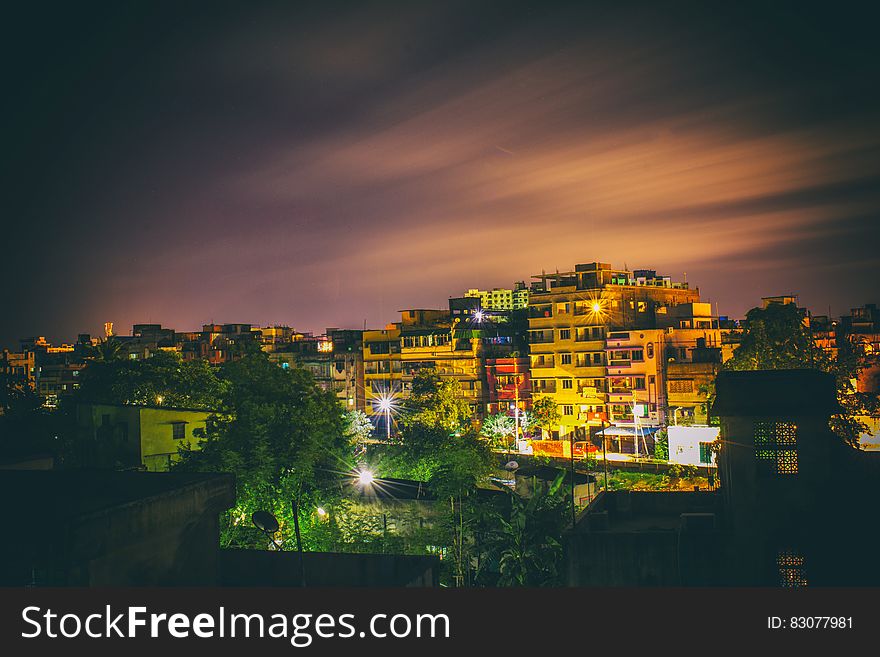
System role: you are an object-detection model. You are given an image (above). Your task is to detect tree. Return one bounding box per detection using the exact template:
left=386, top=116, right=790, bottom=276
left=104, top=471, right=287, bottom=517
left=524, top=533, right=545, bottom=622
left=725, top=302, right=879, bottom=447
left=379, top=368, right=492, bottom=585
left=530, top=396, right=560, bottom=439
left=653, top=428, right=669, bottom=460
left=478, top=472, right=569, bottom=586
left=343, top=409, right=373, bottom=456
left=73, top=350, right=226, bottom=409
left=480, top=412, right=515, bottom=446
left=400, top=368, right=471, bottom=433
left=727, top=303, right=818, bottom=371
left=87, top=338, right=123, bottom=362
left=175, top=353, right=352, bottom=550
left=0, top=371, right=62, bottom=460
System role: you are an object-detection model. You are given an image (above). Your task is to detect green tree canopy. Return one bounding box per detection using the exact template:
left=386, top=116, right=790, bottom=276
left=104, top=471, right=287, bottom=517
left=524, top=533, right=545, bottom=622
left=400, top=368, right=471, bottom=433
left=530, top=396, right=559, bottom=437
left=725, top=302, right=879, bottom=447
left=74, top=350, right=226, bottom=409
left=175, top=353, right=352, bottom=549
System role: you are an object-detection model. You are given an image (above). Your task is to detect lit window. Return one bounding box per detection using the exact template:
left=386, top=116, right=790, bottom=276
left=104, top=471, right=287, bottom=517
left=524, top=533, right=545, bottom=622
left=562, top=379, right=573, bottom=389
left=561, top=353, right=572, bottom=365
left=777, top=549, right=808, bottom=587
left=754, top=421, right=798, bottom=475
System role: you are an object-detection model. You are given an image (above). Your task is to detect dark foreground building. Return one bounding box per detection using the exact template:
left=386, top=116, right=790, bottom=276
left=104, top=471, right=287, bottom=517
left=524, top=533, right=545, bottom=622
left=0, top=470, right=439, bottom=587
left=567, top=369, right=880, bottom=586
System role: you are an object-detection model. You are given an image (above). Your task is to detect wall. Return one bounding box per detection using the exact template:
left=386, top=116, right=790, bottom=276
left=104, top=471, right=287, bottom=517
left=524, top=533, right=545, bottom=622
left=667, top=426, right=719, bottom=466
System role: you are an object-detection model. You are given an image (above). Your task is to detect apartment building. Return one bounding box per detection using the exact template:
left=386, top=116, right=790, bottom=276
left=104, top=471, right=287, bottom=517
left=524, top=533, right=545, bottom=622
left=526, top=262, right=703, bottom=443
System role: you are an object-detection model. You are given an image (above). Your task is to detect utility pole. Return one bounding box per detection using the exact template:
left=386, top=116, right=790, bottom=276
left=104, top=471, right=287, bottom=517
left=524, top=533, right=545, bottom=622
left=601, top=417, right=609, bottom=490
left=570, top=430, right=577, bottom=528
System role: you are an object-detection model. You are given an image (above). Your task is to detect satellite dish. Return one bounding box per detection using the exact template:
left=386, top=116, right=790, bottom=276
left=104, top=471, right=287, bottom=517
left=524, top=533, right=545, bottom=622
left=503, top=461, right=520, bottom=471
left=252, top=510, right=279, bottom=534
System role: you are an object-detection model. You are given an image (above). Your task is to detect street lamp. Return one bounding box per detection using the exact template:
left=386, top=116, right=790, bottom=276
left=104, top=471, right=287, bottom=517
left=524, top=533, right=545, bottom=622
left=357, top=468, right=375, bottom=487
left=375, top=393, right=395, bottom=442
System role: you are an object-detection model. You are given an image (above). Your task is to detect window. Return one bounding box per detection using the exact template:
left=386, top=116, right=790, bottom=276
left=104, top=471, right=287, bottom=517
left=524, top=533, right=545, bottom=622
left=754, top=421, right=798, bottom=475
left=646, top=343, right=654, bottom=359
left=592, top=327, right=603, bottom=339
left=593, top=352, right=602, bottom=364
left=560, top=353, right=573, bottom=365
left=777, top=549, right=808, bottom=587
left=633, top=376, right=646, bottom=390
left=557, top=303, right=570, bottom=314
left=631, top=349, right=644, bottom=362
left=669, top=379, right=694, bottom=393
left=559, top=329, right=571, bottom=340
left=561, top=379, right=573, bottom=389
left=679, top=347, right=688, bottom=360
left=637, top=301, right=647, bottom=313
left=172, top=422, right=186, bottom=440
left=698, top=442, right=714, bottom=464
left=562, top=405, right=574, bottom=416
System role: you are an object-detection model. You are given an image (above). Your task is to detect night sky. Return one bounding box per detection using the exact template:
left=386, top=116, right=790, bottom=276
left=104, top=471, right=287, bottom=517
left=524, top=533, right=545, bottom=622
left=4, top=0, right=880, bottom=348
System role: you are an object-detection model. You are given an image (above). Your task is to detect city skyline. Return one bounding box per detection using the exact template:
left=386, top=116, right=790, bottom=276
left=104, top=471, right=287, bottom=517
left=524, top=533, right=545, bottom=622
left=4, top=1, right=879, bottom=347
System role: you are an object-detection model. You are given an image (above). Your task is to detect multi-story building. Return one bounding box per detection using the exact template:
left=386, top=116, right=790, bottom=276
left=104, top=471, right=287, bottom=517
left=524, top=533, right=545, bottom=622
left=362, top=308, right=495, bottom=434
left=362, top=324, right=402, bottom=435
left=328, top=329, right=365, bottom=411
left=463, top=281, right=529, bottom=311
left=75, top=402, right=212, bottom=471
left=485, top=356, right=531, bottom=417
left=527, top=262, right=701, bottom=443
left=839, top=303, right=880, bottom=451
left=398, top=309, right=484, bottom=419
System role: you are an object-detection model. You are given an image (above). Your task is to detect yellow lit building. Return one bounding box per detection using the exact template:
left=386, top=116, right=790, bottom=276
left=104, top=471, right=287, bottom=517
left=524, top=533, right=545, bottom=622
left=527, top=262, right=702, bottom=442
left=75, top=403, right=212, bottom=471
left=362, top=309, right=486, bottom=434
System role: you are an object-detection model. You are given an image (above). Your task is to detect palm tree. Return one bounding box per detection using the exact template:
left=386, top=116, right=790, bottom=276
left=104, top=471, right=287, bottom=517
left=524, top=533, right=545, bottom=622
left=88, top=338, right=123, bottom=362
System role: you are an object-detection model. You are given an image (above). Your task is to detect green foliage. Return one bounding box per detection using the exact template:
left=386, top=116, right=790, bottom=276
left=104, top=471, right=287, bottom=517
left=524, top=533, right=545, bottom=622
left=480, top=412, right=515, bottom=447
left=477, top=472, right=569, bottom=586
left=725, top=303, right=879, bottom=447
left=0, top=372, right=62, bottom=459
left=530, top=396, right=559, bottom=437
left=74, top=350, right=226, bottom=409
left=727, top=303, right=818, bottom=371
left=174, top=353, right=352, bottom=549
left=343, top=409, right=373, bottom=445
left=86, top=338, right=124, bottom=362
left=653, top=428, right=669, bottom=460
left=401, top=369, right=472, bottom=432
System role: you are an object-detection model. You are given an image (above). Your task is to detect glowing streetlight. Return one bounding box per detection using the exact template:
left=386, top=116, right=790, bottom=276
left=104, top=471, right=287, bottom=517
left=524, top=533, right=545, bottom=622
left=357, top=468, right=375, bottom=487
left=473, top=309, right=485, bottom=323
left=591, top=302, right=602, bottom=314
left=316, top=506, right=328, bottom=517
left=375, top=393, right=395, bottom=441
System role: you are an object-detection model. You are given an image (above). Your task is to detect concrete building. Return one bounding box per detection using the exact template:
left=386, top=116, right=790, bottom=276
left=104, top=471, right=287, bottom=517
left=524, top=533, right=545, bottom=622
left=464, top=281, right=529, bottom=311
left=75, top=403, right=212, bottom=471
left=485, top=356, right=531, bottom=417
left=526, top=262, right=702, bottom=443
left=667, top=425, right=719, bottom=466
left=567, top=369, right=880, bottom=586
left=0, top=470, right=235, bottom=586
